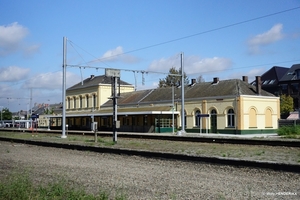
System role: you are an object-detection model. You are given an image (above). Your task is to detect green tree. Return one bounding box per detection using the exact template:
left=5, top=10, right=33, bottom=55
left=44, top=107, right=54, bottom=114
left=158, top=67, right=189, bottom=88
left=1, top=107, right=12, bottom=120
left=280, top=94, right=293, bottom=114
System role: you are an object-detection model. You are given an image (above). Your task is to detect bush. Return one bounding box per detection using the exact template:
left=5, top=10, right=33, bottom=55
left=277, top=125, right=300, bottom=136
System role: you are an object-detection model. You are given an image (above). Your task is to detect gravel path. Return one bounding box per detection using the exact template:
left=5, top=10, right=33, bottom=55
left=0, top=141, right=299, bottom=199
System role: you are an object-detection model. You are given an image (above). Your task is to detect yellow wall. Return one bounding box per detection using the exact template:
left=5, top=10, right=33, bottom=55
left=177, top=95, right=279, bottom=131
left=66, top=83, right=134, bottom=112
left=240, top=96, right=279, bottom=130
left=181, top=98, right=236, bottom=130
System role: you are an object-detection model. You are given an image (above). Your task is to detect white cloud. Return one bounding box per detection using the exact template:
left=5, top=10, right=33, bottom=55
left=0, top=22, right=29, bottom=56
left=247, top=24, right=284, bottom=55
left=92, top=46, right=139, bottom=63
left=0, top=66, right=30, bottom=81
left=22, top=71, right=80, bottom=90
left=23, top=44, right=40, bottom=57
left=186, top=56, right=233, bottom=74
left=227, top=67, right=267, bottom=82
left=147, top=54, right=181, bottom=72
left=147, top=54, right=233, bottom=75
left=102, top=46, right=123, bottom=61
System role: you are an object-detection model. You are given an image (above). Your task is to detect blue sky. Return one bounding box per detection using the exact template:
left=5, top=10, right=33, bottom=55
left=1, top=0, right=300, bottom=112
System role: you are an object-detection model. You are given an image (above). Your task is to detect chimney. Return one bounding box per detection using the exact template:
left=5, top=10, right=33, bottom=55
left=190, top=79, right=196, bottom=86
left=213, top=77, right=219, bottom=84
left=242, top=76, right=248, bottom=83
left=255, top=76, right=261, bottom=95
left=90, top=75, right=95, bottom=80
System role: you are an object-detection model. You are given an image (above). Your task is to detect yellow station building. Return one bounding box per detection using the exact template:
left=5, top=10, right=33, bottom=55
left=42, top=75, right=279, bottom=134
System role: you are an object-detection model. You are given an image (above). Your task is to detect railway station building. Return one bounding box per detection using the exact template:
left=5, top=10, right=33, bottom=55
left=43, top=74, right=280, bottom=134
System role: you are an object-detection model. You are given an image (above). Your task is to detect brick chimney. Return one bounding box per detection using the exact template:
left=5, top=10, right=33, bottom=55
left=189, top=78, right=196, bottom=86
left=255, top=76, right=261, bottom=95
left=242, top=76, right=248, bottom=83
left=213, top=77, right=219, bottom=84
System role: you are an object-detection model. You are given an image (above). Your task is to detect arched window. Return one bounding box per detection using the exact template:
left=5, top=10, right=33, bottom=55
left=73, top=97, right=76, bottom=108
left=227, top=109, right=235, bottom=127
left=86, top=95, right=89, bottom=108
left=249, top=108, right=257, bottom=127
left=67, top=98, right=70, bottom=109
left=195, top=110, right=201, bottom=127
left=93, top=94, right=97, bottom=109
left=210, top=109, right=217, bottom=133
left=265, top=108, right=272, bottom=127
left=79, top=96, right=83, bottom=108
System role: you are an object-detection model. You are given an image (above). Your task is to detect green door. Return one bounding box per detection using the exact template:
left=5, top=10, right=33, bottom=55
left=210, top=109, right=217, bottom=133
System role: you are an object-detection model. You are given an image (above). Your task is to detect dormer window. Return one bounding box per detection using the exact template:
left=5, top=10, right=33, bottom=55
left=269, top=80, right=275, bottom=84
left=262, top=80, right=270, bottom=85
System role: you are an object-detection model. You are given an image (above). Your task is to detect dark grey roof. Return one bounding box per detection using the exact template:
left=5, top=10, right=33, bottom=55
left=67, top=75, right=133, bottom=91
left=279, top=64, right=300, bottom=82
left=102, top=79, right=274, bottom=107
left=250, top=66, right=289, bottom=86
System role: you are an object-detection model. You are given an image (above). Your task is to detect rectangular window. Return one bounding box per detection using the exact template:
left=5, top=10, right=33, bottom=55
left=68, top=99, right=70, bottom=109
left=281, top=84, right=288, bottom=93
left=93, top=95, right=96, bottom=108
left=291, top=83, right=298, bottom=94
left=86, top=96, right=89, bottom=108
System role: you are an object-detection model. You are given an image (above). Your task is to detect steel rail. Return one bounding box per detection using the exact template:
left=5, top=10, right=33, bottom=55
left=1, top=128, right=300, bottom=147
left=0, top=137, right=299, bottom=174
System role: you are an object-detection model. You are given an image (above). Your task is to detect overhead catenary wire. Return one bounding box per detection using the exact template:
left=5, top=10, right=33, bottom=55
left=64, top=6, right=300, bottom=82
left=85, top=6, right=300, bottom=64
left=1, top=6, right=300, bottom=109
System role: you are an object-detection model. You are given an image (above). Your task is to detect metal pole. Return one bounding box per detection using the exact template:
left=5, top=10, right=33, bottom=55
left=30, top=89, right=32, bottom=129
left=172, top=84, right=174, bottom=134
left=47, top=117, right=50, bottom=131
left=181, top=52, right=185, bottom=133
left=199, top=116, right=201, bottom=134
left=0, top=106, right=2, bottom=126
left=113, top=77, right=118, bottom=143
left=61, top=37, right=67, bottom=138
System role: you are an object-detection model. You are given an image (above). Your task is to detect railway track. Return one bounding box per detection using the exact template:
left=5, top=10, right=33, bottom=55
left=1, top=128, right=300, bottom=147
left=0, top=134, right=299, bottom=174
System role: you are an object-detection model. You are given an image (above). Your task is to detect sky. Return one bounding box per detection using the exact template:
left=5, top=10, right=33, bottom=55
left=0, top=0, right=300, bottom=112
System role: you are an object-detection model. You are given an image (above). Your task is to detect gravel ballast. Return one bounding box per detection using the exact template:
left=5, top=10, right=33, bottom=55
left=0, top=141, right=299, bottom=199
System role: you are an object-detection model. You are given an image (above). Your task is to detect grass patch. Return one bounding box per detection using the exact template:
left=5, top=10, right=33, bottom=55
left=255, top=150, right=265, bottom=156
left=0, top=171, right=127, bottom=200
left=277, top=125, right=300, bottom=138
left=98, top=137, right=116, bottom=146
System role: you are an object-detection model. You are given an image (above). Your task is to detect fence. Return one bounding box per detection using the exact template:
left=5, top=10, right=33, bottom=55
left=278, top=119, right=300, bottom=127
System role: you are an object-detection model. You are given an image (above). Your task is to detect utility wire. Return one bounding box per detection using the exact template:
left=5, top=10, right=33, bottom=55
left=66, top=6, right=300, bottom=77
left=186, top=59, right=300, bottom=76
left=87, top=6, right=300, bottom=63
